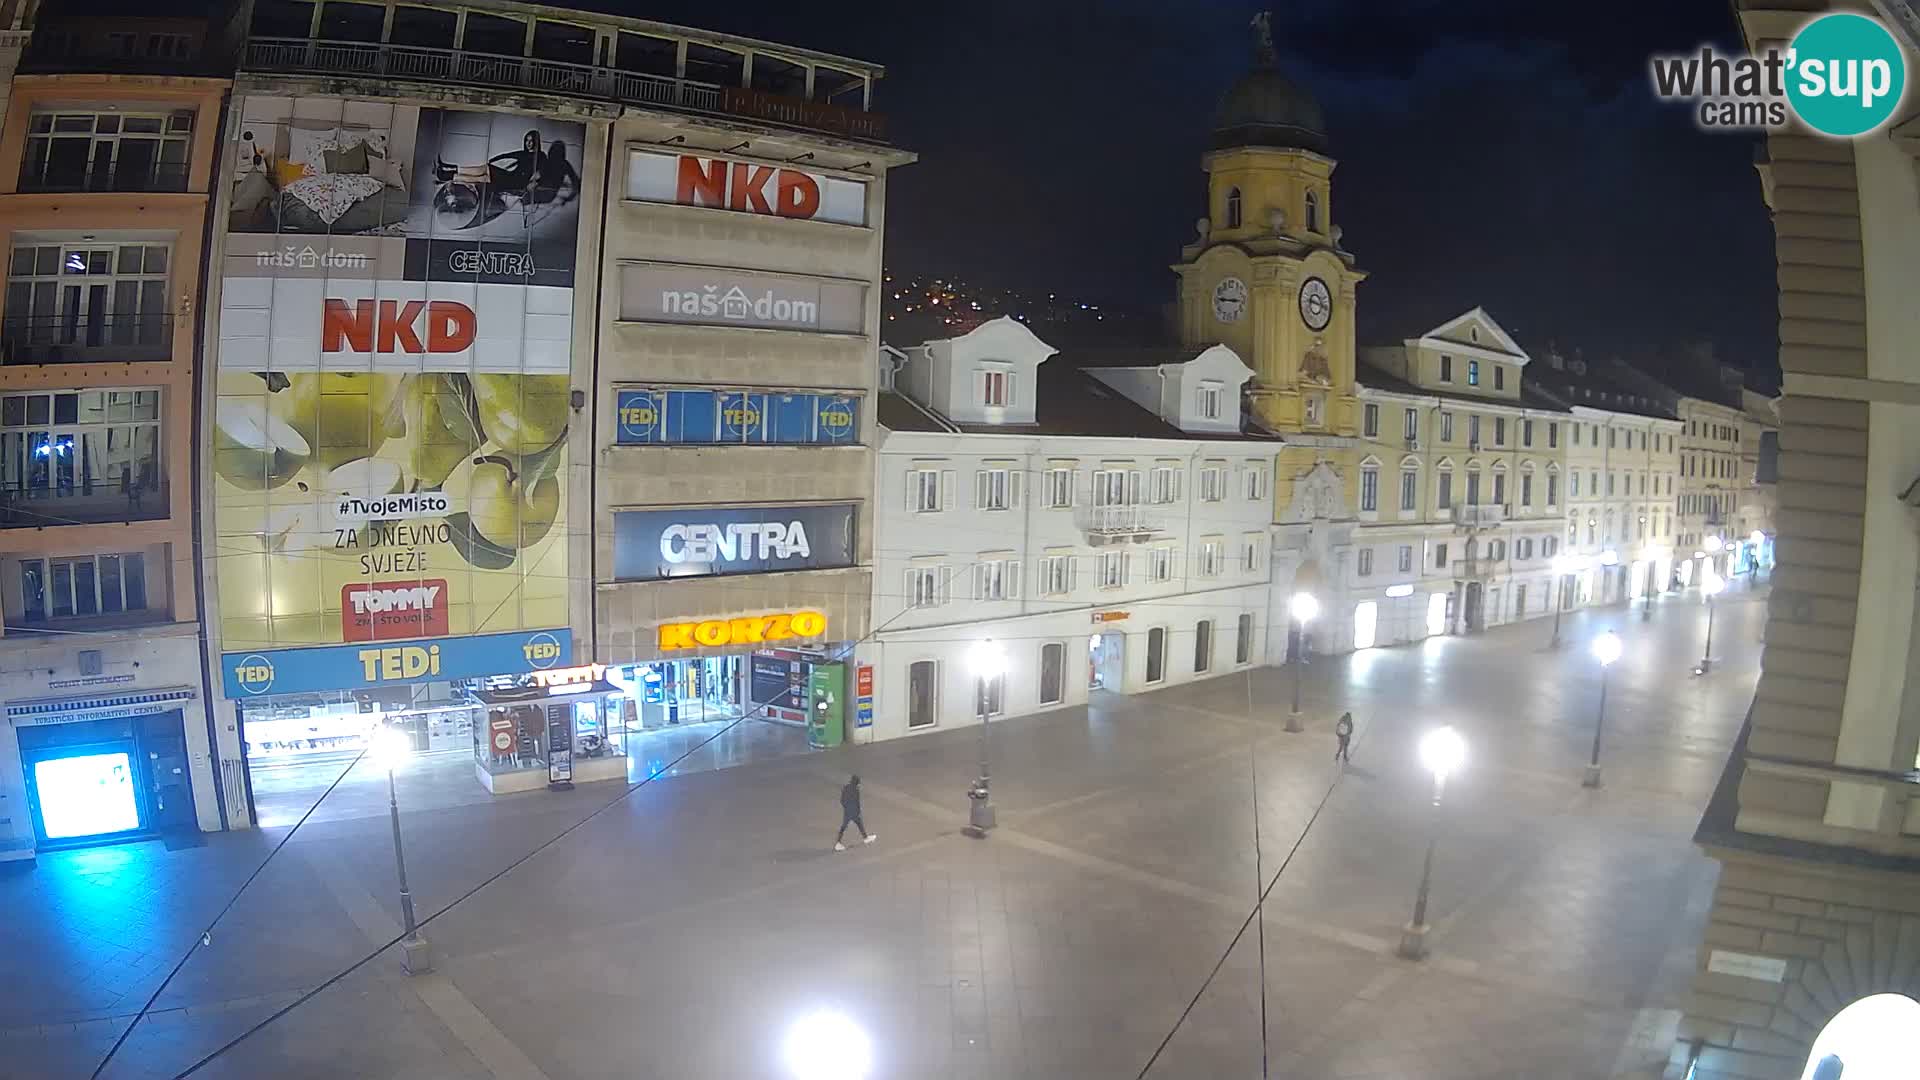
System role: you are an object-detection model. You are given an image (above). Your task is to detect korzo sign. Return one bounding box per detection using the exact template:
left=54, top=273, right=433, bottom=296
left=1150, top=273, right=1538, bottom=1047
left=612, top=503, right=856, bottom=582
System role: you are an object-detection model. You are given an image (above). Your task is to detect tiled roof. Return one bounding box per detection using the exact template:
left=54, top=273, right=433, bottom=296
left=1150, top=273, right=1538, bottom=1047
left=1524, top=362, right=1678, bottom=421
left=1356, top=364, right=1571, bottom=414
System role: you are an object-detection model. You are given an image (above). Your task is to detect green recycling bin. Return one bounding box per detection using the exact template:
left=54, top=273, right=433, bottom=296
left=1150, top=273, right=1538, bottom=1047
left=807, top=662, right=845, bottom=749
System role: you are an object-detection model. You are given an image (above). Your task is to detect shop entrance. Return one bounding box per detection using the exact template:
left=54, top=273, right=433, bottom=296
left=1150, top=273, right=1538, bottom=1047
left=1088, top=632, right=1124, bottom=690
left=16, top=709, right=192, bottom=849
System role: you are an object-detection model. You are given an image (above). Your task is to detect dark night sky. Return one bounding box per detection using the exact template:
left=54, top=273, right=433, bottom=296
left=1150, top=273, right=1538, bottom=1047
left=589, top=1, right=1780, bottom=384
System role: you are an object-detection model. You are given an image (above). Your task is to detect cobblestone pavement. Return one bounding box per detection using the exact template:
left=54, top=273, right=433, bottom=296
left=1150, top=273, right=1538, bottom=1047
left=0, top=586, right=1770, bottom=1079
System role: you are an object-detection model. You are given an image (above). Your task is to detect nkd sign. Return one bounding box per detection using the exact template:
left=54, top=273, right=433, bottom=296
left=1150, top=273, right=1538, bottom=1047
left=619, top=263, right=866, bottom=335
left=611, top=503, right=856, bottom=582
left=626, top=150, right=869, bottom=226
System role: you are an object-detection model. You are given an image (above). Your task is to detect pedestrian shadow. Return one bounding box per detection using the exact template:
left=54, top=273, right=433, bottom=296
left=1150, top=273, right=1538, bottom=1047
left=1338, top=764, right=1378, bottom=781
left=769, top=847, right=836, bottom=863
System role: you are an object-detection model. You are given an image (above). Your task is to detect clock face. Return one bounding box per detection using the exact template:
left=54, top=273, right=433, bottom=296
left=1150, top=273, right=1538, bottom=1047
left=1298, top=276, right=1333, bottom=331
left=1212, top=277, right=1248, bottom=324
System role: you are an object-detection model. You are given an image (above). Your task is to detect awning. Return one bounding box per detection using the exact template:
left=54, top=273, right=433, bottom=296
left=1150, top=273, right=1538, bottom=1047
left=472, top=681, right=618, bottom=706
left=7, top=686, right=197, bottom=727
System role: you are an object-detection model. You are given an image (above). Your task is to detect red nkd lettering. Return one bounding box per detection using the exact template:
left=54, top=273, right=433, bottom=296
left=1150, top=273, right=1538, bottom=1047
left=675, top=155, right=727, bottom=208
left=322, top=299, right=476, bottom=354
left=728, top=162, right=776, bottom=214
left=776, top=169, right=821, bottom=219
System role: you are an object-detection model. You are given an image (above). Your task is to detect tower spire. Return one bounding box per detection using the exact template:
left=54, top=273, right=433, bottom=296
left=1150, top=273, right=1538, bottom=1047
left=1249, top=11, right=1276, bottom=68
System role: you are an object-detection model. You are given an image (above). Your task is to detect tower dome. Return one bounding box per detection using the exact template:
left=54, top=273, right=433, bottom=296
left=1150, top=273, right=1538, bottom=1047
left=1212, top=14, right=1326, bottom=153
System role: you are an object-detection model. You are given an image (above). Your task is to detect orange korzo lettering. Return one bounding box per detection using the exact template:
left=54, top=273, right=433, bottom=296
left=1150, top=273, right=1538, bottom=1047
left=764, top=614, right=793, bottom=641
left=657, top=622, right=696, bottom=650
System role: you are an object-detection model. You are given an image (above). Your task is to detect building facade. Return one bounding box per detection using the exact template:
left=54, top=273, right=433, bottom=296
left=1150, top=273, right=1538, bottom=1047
left=1349, top=308, right=1569, bottom=646
left=864, top=318, right=1277, bottom=740
left=1676, top=4, right=1920, bottom=1077
left=0, top=6, right=230, bottom=860
left=197, top=0, right=902, bottom=824
left=1677, top=395, right=1749, bottom=580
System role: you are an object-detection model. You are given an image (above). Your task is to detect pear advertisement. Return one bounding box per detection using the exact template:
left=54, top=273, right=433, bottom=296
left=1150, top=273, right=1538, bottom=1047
left=213, top=96, right=582, bottom=656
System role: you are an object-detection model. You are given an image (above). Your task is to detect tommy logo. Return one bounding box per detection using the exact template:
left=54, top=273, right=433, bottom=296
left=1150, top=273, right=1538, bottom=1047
left=322, top=299, right=477, bottom=353
left=341, top=580, right=450, bottom=641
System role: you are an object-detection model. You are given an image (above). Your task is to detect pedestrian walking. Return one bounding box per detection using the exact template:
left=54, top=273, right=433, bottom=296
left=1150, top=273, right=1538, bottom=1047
left=1334, top=712, right=1354, bottom=763
left=834, top=774, right=875, bottom=851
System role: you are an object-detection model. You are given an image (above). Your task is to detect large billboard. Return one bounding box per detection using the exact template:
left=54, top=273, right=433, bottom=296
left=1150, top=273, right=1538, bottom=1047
left=213, top=96, right=582, bottom=670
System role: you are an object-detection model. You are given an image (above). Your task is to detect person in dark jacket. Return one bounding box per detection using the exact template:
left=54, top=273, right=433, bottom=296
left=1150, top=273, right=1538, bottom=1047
left=1334, top=712, right=1354, bottom=763
left=835, top=774, right=875, bottom=850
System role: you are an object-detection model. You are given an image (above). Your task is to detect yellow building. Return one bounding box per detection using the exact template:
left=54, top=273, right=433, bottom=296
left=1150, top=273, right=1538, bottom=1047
left=1170, top=22, right=1367, bottom=652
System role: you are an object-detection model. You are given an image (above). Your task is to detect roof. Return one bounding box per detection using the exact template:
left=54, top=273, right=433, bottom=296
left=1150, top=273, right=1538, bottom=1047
left=879, top=363, right=1282, bottom=442
left=877, top=391, right=950, bottom=434
left=1047, top=346, right=1212, bottom=370
left=1523, top=361, right=1678, bottom=421
left=1356, top=364, right=1570, bottom=414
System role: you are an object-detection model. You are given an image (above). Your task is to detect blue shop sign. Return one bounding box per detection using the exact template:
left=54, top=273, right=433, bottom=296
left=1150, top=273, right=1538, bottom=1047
left=719, top=392, right=769, bottom=441
left=616, top=389, right=660, bottom=443
left=817, top=396, right=858, bottom=444
left=614, top=388, right=859, bottom=446
left=221, top=628, right=572, bottom=698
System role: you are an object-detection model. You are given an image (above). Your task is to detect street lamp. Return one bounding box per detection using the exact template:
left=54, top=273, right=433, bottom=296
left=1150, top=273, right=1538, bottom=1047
left=369, top=725, right=430, bottom=974
left=1585, top=631, right=1622, bottom=789
left=1399, top=725, right=1466, bottom=961
left=1695, top=570, right=1725, bottom=675
left=783, top=1010, right=874, bottom=1080
left=964, top=638, right=1005, bottom=837
left=1286, top=592, right=1319, bottom=732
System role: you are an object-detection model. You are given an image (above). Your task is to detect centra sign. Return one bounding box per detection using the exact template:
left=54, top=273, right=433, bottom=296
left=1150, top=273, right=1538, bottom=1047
left=658, top=610, right=827, bottom=651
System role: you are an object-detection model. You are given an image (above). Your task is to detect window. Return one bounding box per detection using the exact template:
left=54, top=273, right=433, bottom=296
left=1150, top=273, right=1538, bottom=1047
left=1198, top=465, right=1226, bottom=502
left=1225, top=187, right=1242, bottom=229
left=1523, top=419, right=1534, bottom=447
left=1490, top=540, right=1506, bottom=561
left=1150, top=465, right=1181, bottom=505
left=1571, top=473, right=1581, bottom=498
left=1400, top=468, right=1418, bottom=512
left=1441, top=412, right=1455, bottom=442
left=905, top=566, right=945, bottom=609
left=1437, top=470, right=1453, bottom=510
left=1587, top=521, right=1596, bottom=545
left=1303, top=394, right=1323, bottom=427
left=1359, top=466, right=1378, bottom=512
left=1492, top=472, right=1506, bottom=505
left=17, top=552, right=146, bottom=623
left=981, top=368, right=1011, bottom=407
left=1040, top=553, right=1073, bottom=596
left=1196, top=540, right=1222, bottom=578
left=22, top=110, right=194, bottom=193
left=908, top=660, right=937, bottom=728
left=0, top=389, right=164, bottom=526
left=1236, top=613, right=1254, bottom=665
left=975, top=466, right=1019, bottom=510
left=1548, top=422, right=1559, bottom=449
left=1093, top=468, right=1138, bottom=507
left=463, top=10, right=530, bottom=56
left=1440, top=355, right=1454, bottom=383
left=1468, top=415, right=1481, bottom=446
left=1494, top=366, right=1505, bottom=390
left=1146, top=627, right=1166, bottom=684
left=1099, top=550, right=1126, bottom=589
left=1434, top=542, right=1449, bottom=568
left=1194, top=620, right=1213, bottom=673
left=1521, top=472, right=1533, bottom=507
left=1466, top=469, right=1481, bottom=505
left=1304, top=190, right=1320, bottom=233
left=1404, top=408, right=1419, bottom=442
left=1547, top=472, right=1558, bottom=506
left=908, top=468, right=943, bottom=512
left=1244, top=463, right=1268, bottom=501
left=1494, top=418, right=1506, bottom=446
left=1039, top=642, right=1065, bottom=705
left=1363, top=403, right=1379, bottom=438
left=1043, top=467, right=1073, bottom=508
left=1198, top=381, right=1223, bottom=421
left=1357, top=548, right=1374, bottom=576
left=1398, top=545, right=1413, bottom=572
left=975, top=556, right=1020, bottom=601
left=1150, top=545, right=1174, bottom=583
left=1606, top=473, right=1614, bottom=496
left=7, top=243, right=172, bottom=360
left=1241, top=533, right=1261, bottom=573
left=1467, top=359, right=1480, bottom=386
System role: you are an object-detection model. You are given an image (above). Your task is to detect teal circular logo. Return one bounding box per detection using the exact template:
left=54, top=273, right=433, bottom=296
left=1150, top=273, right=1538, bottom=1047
left=1786, top=14, right=1906, bottom=137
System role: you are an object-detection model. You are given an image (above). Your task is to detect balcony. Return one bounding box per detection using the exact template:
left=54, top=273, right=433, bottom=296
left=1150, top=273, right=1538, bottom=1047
left=1075, top=504, right=1166, bottom=545
left=0, top=480, right=170, bottom=529
left=1452, top=504, right=1505, bottom=528
left=1, top=316, right=174, bottom=365
left=17, top=161, right=190, bottom=195
left=242, top=39, right=888, bottom=142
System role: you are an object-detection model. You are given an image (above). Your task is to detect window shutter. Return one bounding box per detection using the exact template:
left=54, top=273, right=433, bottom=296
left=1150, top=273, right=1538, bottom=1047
left=1127, top=469, right=1142, bottom=504
left=937, top=565, right=952, bottom=605
left=972, top=561, right=985, bottom=600
left=1170, top=469, right=1182, bottom=504
left=905, top=471, right=920, bottom=511
left=940, top=470, right=955, bottom=511
left=974, top=470, right=986, bottom=509
left=1006, top=559, right=1021, bottom=600
left=1008, top=468, right=1023, bottom=508
left=1067, top=555, right=1077, bottom=592
left=1005, top=374, right=1015, bottom=407
left=904, top=568, right=920, bottom=608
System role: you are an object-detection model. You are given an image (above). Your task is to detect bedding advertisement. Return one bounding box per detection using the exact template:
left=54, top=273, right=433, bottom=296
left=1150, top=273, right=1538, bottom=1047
left=214, top=96, right=582, bottom=660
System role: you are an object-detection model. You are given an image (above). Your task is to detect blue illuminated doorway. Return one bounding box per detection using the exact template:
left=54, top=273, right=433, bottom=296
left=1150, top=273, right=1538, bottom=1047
left=23, top=739, right=149, bottom=847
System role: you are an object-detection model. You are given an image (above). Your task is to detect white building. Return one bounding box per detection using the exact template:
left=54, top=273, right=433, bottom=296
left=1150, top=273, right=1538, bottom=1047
left=860, top=318, right=1281, bottom=740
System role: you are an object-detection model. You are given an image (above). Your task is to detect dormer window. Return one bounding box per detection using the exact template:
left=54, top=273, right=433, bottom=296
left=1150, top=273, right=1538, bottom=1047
left=1225, top=187, right=1242, bottom=229
left=1467, top=359, right=1480, bottom=386
left=980, top=366, right=1011, bottom=407
left=1439, top=355, right=1454, bottom=382
left=1469, top=327, right=1479, bottom=343
left=1197, top=380, right=1223, bottom=421
left=1304, top=190, right=1320, bottom=233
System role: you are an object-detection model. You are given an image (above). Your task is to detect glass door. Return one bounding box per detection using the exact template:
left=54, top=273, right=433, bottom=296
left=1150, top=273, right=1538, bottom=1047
left=26, top=740, right=146, bottom=845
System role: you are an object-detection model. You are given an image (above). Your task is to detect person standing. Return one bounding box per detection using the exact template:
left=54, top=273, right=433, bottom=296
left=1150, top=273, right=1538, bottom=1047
left=1334, top=712, right=1354, bottom=764
left=835, top=774, right=875, bottom=851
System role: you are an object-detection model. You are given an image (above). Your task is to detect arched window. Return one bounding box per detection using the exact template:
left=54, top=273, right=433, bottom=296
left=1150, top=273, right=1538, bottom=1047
left=1305, top=190, right=1320, bottom=233
left=1226, top=187, right=1242, bottom=229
